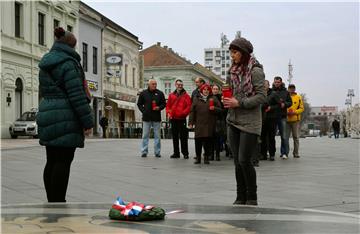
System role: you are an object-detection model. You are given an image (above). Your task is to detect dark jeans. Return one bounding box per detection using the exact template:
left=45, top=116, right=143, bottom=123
left=276, top=118, right=288, bottom=155
left=171, top=119, right=189, bottom=156
left=195, top=137, right=212, bottom=162
left=214, top=135, right=222, bottom=156
left=334, top=130, right=340, bottom=139
left=262, top=118, right=277, bottom=157
left=44, top=146, right=75, bottom=202
left=228, top=125, right=258, bottom=201
left=101, top=126, right=107, bottom=138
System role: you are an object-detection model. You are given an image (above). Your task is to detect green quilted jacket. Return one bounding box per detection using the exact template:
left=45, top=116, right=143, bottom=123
left=37, top=42, right=94, bottom=148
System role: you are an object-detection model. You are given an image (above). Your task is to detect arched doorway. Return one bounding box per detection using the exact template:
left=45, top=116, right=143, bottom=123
left=15, top=78, right=23, bottom=119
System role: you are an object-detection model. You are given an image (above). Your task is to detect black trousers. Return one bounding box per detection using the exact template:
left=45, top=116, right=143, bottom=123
left=171, top=119, right=189, bottom=156
left=101, top=126, right=107, bottom=138
left=195, top=137, right=211, bottom=161
left=44, top=146, right=75, bottom=202
left=228, top=125, right=258, bottom=201
left=261, top=118, right=277, bottom=157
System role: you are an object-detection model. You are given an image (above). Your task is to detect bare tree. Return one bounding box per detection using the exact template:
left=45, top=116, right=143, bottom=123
left=300, top=93, right=311, bottom=125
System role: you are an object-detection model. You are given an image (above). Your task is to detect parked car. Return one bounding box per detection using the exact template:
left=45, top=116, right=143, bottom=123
left=9, top=109, right=38, bottom=139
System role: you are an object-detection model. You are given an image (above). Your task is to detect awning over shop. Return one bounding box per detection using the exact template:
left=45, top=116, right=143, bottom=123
left=108, top=98, right=136, bottom=110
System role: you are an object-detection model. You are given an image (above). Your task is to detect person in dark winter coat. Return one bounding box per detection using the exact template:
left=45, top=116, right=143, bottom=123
left=332, top=119, right=340, bottom=139
left=271, top=77, right=292, bottom=159
left=211, top=84, right=227, bottom=161
left=137, top=79, right=166, bottom=157
left=191, top=77, right=205, bottom=101
left=36, top=27, right=94, bottom=202
left=189, top=84, right=221, bottom=164
left=166, top=79, right=192, bottom=159
left=260, top=80, right=278, bottom=161
left=99, top=116, right=109, bottom=138
left=223, top=37, right=266, bottom=206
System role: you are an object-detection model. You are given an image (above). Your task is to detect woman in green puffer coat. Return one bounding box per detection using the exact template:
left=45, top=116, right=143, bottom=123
left=36, top=27, right=94, bottom=202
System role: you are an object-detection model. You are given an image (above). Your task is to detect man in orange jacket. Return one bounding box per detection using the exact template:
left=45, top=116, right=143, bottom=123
left=285, top=84, right=304, bottom=158
left=166, top=79, right=192, bottom=159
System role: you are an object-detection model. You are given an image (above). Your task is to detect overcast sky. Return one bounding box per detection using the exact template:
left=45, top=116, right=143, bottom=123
left=83, top=0, right=359, bottom=110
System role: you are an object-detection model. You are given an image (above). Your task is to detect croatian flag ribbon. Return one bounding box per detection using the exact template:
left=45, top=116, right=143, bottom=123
left=112, top=197, right=153, bottom=216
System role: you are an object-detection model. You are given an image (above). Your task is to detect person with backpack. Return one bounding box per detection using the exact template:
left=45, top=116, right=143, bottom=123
left=36, top=27, right=94, bottom=202
left=285, top=84, right=304, bottom=158
left=223, top=37, right=266, bottom=206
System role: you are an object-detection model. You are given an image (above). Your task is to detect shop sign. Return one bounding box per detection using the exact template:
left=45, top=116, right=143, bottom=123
left=87, top=80, right=98, bottom=91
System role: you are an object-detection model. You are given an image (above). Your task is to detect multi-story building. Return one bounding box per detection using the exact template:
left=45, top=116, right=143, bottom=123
left=101, top=16, right=143, bottom=137
left=141, top=42, right=223, bottom=121
left=79, top=2, right=104, bottom=135
left=1, top=0, right=79, bottom=138
left=204, top=46, right=231, bottom=81
left=204, top=32, right=241, bottom=80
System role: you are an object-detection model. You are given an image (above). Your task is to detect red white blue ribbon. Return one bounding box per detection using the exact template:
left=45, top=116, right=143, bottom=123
left=112, top=197, right=153, bottom=216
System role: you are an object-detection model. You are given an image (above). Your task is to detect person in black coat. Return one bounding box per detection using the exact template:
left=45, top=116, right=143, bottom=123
left=260, top=80, right=273, bottom=160
left=99, top=116, right=108, bottom=138
left=211, top=84, right=227, bottom=161
left=332, top=119, right=340, bottom=139
left=137, top=79, right=166, bottom=157
left=191, top=77, right=205, bottom=101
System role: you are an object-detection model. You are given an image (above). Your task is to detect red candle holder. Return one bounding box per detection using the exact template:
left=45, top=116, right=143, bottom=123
left=209, top=98, right=214, bottom=110
left=222, top=84, right=232, bottom=98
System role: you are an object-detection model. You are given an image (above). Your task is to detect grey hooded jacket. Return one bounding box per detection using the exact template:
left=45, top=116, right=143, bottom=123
left=226, top=63, right=266, bottom=136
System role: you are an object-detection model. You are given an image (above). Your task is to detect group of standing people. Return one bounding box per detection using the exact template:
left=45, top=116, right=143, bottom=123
left=137, top=77, right=228, bottom=164
left=260, top=78, right=304, bottom=161
left=37, top=27, right=303, bottom=207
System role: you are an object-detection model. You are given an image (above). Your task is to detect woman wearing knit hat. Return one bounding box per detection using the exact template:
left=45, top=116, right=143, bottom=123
left=223, top=37, right=266, bottom=206
left=189, top=83, right=221, bottom=164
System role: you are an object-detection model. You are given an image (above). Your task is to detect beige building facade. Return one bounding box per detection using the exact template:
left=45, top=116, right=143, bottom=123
left=1, top=0, right=79, bottom=138
left=101, top=17, right=143, bottom=137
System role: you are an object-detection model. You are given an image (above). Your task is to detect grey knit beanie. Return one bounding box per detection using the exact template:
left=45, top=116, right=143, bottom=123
left=229, top=37, right=253, bottom=55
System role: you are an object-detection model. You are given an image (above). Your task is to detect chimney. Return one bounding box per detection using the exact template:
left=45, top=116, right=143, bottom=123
left=156, top=42, right=161, bottom=46
left=169, top=48, right=173, bottom=52
left=164, top=45, right=168, bottom=49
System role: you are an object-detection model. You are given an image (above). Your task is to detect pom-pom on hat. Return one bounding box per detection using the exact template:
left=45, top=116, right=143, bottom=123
left=54, top=27, right=66, bottom=39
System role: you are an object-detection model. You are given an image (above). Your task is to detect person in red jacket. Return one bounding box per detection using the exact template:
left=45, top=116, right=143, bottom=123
left=166, top=79, right=192, bottom=159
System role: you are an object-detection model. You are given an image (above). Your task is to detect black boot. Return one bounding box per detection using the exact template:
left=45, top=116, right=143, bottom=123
left=233, top=199, right=246, bottom=205
left=194, top=155, right=201, bottom=164
left=204, top=154, right=210, bottom=164
left=209, top=152, right=214, bottom=161
left=216, top=152, right=220, bottom=161
left=245, top=200, right=258, bottom=206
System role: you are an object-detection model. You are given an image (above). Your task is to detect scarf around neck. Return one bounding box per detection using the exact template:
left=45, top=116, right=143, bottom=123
left=199, top=93, right=208, bottom=102
left=230, top=55, right=257, bottom=97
